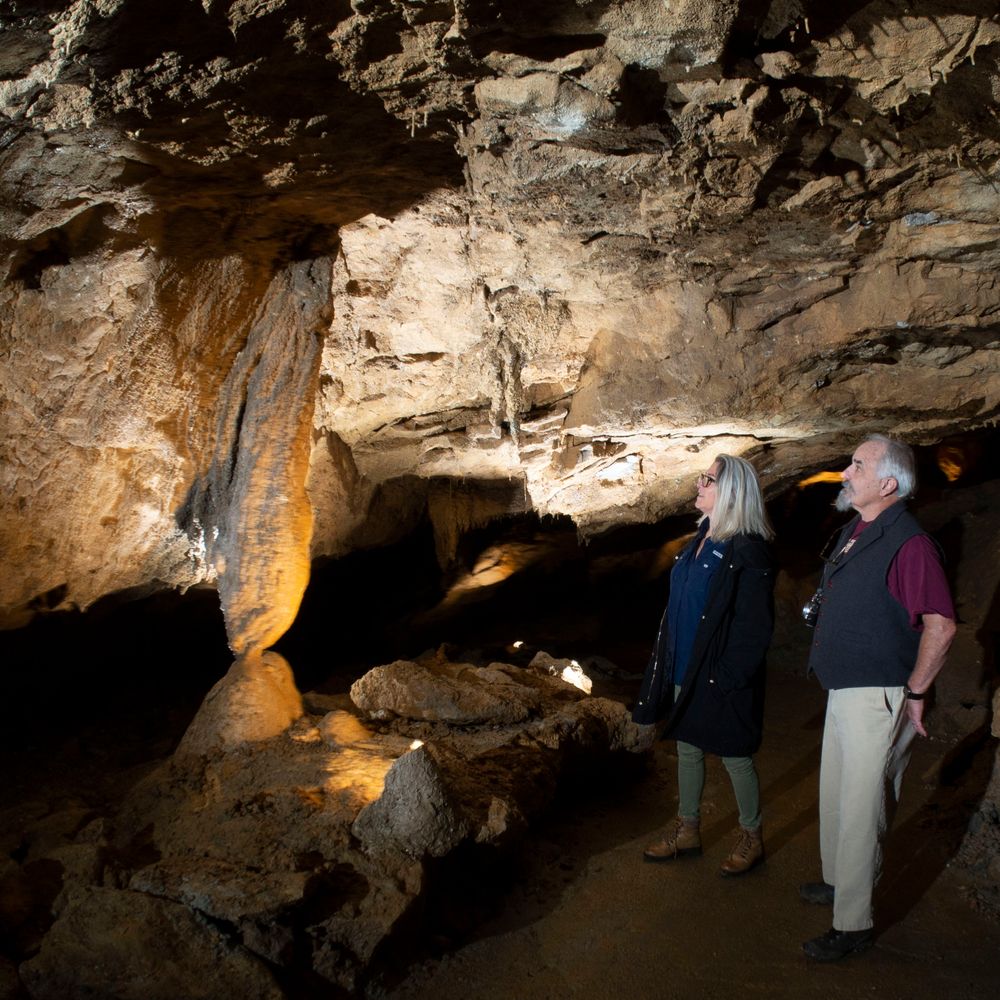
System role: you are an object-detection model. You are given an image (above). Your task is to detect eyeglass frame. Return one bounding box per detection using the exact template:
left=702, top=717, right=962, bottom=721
left=696, top=473, right=717, bottom=488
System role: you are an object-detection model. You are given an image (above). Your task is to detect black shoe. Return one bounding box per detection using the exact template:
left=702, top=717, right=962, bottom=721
left=799, top=881, right=835, bottom=905
left=802, top=927, right=874, bottom=962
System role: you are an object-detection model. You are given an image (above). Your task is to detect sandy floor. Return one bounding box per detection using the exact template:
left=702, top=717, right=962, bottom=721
left=378, top=670, right=1000, bottom=1000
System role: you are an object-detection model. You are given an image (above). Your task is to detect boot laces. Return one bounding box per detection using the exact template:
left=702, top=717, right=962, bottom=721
left=732, top=828, right=755, bottom=859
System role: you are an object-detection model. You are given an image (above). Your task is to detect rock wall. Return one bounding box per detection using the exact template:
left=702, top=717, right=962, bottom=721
left=2, top=1, right=999, bottom=663
left=3, top=9, right=1000, bottom=996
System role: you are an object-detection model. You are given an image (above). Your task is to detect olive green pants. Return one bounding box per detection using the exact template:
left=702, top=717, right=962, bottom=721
left=674, top=688, right=761, bottom=829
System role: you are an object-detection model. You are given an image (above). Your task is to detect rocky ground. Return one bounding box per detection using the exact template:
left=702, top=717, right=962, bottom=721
left=2, top=654, right=998, bottom=1000
left=377, top=670, right=1000, bottom=1000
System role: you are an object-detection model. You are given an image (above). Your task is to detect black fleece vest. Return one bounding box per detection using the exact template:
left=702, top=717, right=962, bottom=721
left=808, top=502, right=924, bottom=690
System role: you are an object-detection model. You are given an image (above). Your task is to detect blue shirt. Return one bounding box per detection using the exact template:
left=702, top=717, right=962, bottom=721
left=666, top=525, right=727, bottom=685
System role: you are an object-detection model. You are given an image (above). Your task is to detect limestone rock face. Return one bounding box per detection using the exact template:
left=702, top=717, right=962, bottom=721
left=2, top=1, right=1000, bottom=648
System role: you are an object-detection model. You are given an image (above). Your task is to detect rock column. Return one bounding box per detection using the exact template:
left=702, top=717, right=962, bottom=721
left=180, top=258, right=332, bottom=750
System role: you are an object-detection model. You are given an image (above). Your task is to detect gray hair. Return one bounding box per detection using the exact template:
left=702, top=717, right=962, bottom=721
left=866, top=433, right=917, bottom=500
left=701, top=454, right=774, bottom=542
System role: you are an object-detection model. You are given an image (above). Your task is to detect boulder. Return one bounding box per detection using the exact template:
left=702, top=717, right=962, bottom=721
left=350, top=658, right=543, bottom=724
left=352, top=745, right=470, bottom=859
left=19, top=887, right=284, bottom=1000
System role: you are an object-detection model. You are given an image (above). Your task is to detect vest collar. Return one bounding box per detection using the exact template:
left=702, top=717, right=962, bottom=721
left=832, top=500, right=908, bottom=571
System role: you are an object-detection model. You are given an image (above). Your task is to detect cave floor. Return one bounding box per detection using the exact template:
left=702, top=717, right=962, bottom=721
left=379, top=670, right=1000, bottom=1000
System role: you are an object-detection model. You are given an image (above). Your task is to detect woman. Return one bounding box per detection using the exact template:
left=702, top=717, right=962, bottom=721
left=633, top=454, right=775, bottom=876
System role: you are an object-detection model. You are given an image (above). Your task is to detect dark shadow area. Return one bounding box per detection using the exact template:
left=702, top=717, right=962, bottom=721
left=618, top=64, right=671, bottom=127
left=274, top=520, right=447, bottom=692
left=0, top=586, right=231, bottom=808
left=752, top=143, right=861, bottom=212
left=728, top=0, right=879, bottom=60
left=879, top=720, right=997, bottom=931
left=468, top=31, right=606, bottom=61
left=462, top=0, right=615, bottom=59
left=56, top=0, right=237, bottom=79
left=2, top=1, right=467, bottom=283
left=725, top=3, right=1000, bottom=200
left=754, top=741, right=824, bottom=856
left=279, top=499, right=705, bottom=701
left=976, top=580, right=1000, bottom=691
left=102, top=66, right=466, bottom=266
left=772, top=428, right=1000, bottom=571
left=8, top=205, right=134, bottom=291
left=9, top=229, right=71, bottom=290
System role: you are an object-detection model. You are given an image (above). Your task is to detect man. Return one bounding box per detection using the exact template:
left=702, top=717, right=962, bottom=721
left=800, top=434, right=956, bottom=961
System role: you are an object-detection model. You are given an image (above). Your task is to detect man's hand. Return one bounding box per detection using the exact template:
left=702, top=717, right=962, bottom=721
left=907, top=696, right=928, bottom=738
left=907, top=613, right=957, bottom=738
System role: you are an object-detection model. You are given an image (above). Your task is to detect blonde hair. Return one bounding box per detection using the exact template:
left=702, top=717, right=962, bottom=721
left=700, top=454, right=774, bottom=542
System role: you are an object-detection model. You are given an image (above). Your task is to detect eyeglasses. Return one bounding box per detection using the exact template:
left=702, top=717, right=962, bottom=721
left=696, top=473, right=717, bottom=488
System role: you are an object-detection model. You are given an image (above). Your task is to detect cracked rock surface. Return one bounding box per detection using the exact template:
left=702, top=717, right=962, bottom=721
left=2, top=1, right=999, bottom=646
left=2, top=6, right=1000, bottom=989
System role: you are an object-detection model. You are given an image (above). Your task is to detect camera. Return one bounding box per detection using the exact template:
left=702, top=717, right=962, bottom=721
left=802, top=589, right=823, bottom=628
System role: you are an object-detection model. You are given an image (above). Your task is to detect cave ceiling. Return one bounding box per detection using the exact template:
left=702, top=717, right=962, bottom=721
left=1, top=0, right=999, bottom=644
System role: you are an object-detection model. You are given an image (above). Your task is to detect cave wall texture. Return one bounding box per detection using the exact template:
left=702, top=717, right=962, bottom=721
left=2, top=0, right=1000, bottom=663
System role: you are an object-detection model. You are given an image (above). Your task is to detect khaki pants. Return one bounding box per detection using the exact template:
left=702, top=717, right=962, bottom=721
left=819, top=686, right=916, bottom=931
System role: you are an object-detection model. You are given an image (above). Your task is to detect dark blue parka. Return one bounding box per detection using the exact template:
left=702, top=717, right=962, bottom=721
left=632, top=531, right=775, bottom=757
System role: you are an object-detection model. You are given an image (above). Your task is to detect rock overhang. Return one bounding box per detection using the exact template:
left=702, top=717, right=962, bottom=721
left=1, top=0, right=999, bottom=633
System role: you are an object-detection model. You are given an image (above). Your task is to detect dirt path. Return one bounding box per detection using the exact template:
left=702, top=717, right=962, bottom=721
left=379, top=671, right=1000, bottom=1000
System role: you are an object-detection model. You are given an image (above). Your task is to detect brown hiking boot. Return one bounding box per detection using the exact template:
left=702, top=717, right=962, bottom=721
left=719, top=825, right=764, bottom=876
left=643, top=816, right=701, bottom=862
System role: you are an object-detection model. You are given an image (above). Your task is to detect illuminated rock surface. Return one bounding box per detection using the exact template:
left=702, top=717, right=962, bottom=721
left=175, top=650, right=304, bottom=758
left=2, top=1, right=999, bottom=645
left=2, top=2, right=1000, bottom=995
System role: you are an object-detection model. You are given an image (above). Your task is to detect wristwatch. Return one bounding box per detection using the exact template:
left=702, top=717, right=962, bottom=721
left=905, top=685, right=926, bottom=701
